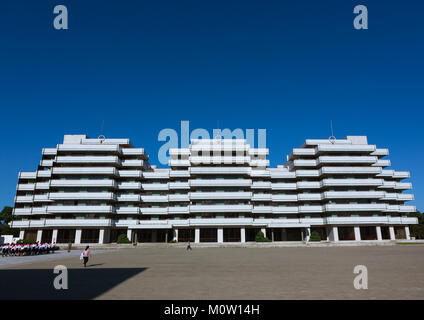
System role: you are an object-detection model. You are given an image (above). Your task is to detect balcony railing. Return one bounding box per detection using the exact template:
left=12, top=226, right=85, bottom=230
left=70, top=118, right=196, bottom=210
left=191, top=192, right=252, bottom=200
left=46, top=205, right=115, bottom=213
left=52, top=167, right=118, bottom=176
left=189, top=204, right=252, bottom=213
left=190, top=179, right=252, bottom=187
left=168, top=194, right=190, bottom=202
left=49, top=192, right=116, bottom=200
left=50, top=179, right=117, bottom=188
left=117, top=182, right=141, bottom=189
left=142, top=183, right=169, bottom=191
left=189, top=167, right=250, bottom=175
left=141, top=195, right=168, bottom=202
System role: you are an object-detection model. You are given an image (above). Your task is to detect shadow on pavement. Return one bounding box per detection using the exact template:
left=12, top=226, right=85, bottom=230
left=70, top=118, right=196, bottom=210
left=0, top=268, right=147, bottom=300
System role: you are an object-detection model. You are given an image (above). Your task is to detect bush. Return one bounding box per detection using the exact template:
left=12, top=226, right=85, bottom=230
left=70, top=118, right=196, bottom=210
left=309, top=231, right=321, bottom=242
left=255, top=231, right=271, bottom=242
left=169, top=239, right=177, bottom=243
left=16, top=239, right=36, bottom=244
left=117, top=234, right=131, bottom=244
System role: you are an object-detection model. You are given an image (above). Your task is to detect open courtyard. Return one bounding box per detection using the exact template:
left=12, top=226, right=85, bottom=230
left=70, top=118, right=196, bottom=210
left=1, top=244, right=424, bottom=300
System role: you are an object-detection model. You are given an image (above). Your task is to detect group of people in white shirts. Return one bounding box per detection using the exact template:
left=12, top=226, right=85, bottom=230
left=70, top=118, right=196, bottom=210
left=1, top=242, right=58, bottom=257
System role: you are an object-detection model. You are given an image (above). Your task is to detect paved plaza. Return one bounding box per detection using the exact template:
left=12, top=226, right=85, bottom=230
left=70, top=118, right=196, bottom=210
left=1, top=245, right=424, bottom=299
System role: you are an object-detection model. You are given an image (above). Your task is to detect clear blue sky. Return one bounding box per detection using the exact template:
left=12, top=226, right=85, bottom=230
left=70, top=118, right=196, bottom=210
left=0, top=0, right=422, bottom=210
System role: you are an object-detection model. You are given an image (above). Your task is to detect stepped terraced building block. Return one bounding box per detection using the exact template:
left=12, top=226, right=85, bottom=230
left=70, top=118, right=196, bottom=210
left=11, top=134, right=417, bottom=244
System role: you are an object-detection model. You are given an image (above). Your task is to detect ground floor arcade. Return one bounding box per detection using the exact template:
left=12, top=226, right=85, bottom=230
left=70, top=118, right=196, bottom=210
left=18, top=225, right=412, bottom=244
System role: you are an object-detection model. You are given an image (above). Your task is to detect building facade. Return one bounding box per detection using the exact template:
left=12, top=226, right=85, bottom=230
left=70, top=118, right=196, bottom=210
left=11, top=134, right=417, bottom=244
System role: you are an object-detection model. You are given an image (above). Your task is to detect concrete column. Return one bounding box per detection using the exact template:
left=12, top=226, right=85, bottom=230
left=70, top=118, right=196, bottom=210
left=98, top=229, right=105, bottom=244
left=376, top=226, right=382, bottom=241
left=240, top=228, right=246, bottom=243
left=405, top=226, right=411, bottom=240
left=389, top=226, right=395, bottom=240
left=52, top=229, right=58, bottom=243
left=261, top=228, right=266, bottom=237
left=217, top=228, right=223, bottom=243
left=127, top=229, right=132, bottom=242
left=194, top=228, right=200, bottom=243
left=36, top=230, right=43, bottom=243
left=75, top=229, right=82, bottom=244
left=271, top=230, right=274, bottom=242
left=19, top=230, right=25, bottom=240
left=327, top=227, right=332, bottom=241
left=173, top=229, right=178, bottom=242
left=326, top=227, right=330, bottom=241
left=334, top=227, right=339, bottom=242
left=305, top=227, right=311, bottom=242
left=329, top=226, right=339, bottom=242
left=354, top=226, right=361, bottom=241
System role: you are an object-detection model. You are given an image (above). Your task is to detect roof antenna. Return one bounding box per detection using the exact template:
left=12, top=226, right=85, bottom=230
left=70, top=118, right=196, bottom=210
left=329, top=120, right=336, bottom=144
left=98, top=119, right=106, bottom=142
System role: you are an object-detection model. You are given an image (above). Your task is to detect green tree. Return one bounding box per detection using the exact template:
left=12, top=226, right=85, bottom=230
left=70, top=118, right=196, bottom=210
left=117, top=234, right=131, bottom=244
left=409, top=210, right=424, bottom=239
left=255, top=231, right=271, bottom=242
left=0, top=206, right=19, bottom=236
left=0, top=206, right=13, bottom=224
left=309, top=231, right=321, bottom=242
left=0, top=224, right=19, bottom=236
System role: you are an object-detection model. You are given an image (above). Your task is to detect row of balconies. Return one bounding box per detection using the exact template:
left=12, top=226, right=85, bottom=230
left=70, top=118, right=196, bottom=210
left=19, top=168, right=163, bottom=180
left=53, top=156, right=145, bottom=167
left=45, top=168, right=188, bottom=179
left=288, top=156, right=390, bottom=169
left=251, top=191, right=414, bottom=201
left=12, top=203, right=416, bottom=216
left=10, top=215, right=417, bottom=229
left=14, top=190, right=414, bottom=205
left=269, top=180, right=412, bottom=190
left=12, top=205, right=187, bottom=215
left=249, top=168, right=409, bottom=180
left=190, top=167, right=250, bottom=175
left=288, top=144, right=384, bottom=160
left=16, top=181, right=188, bottom=191
left=11, top=219, right=113, bottom=228
left=43, top=145, right=145, bottom=157
left=169, top=159, right=270, bottom=167
left=377, top=170, right=410, bottom=179
left=16, top=179, right=412, bottom=194
left=14, top=193, right=189, bottom=203
left=253, top=204, right=416, bottom=214
left=18, top=166, right=411, bottom=185
left=172, top=166, right=389, bottom=177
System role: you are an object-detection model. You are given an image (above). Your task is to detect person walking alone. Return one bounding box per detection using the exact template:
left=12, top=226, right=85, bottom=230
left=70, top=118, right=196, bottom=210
left=186, top=240, right=192, bottom=251
left=82, top=246, right=90, bottom=267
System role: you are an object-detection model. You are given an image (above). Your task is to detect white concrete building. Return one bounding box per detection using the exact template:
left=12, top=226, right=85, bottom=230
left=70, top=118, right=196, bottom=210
left=11, top=134, right=417, bottom=244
